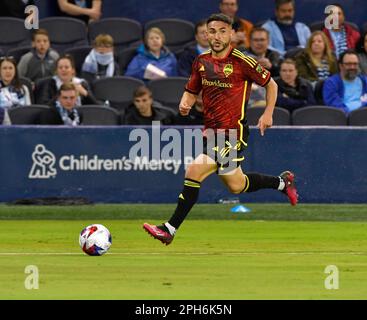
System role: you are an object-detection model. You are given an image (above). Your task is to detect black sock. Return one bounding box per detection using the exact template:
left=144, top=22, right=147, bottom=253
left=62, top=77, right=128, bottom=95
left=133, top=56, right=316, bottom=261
left=242, top=172, right=280, bottom=193
left=168, top=178, right=201, bottom=229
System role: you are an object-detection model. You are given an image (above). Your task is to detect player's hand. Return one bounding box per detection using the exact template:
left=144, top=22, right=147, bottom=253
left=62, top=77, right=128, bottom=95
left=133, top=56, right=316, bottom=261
left=257, top=112, right=273, bottom=136
left=179, top=102, right=192, bottom=116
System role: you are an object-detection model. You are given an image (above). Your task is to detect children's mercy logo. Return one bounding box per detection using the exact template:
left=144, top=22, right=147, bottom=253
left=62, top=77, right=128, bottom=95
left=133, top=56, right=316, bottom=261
left=29, top=144, right=57, bottom=179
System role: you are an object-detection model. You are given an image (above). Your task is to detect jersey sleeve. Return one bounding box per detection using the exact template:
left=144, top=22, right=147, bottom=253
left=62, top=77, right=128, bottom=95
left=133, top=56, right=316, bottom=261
left=241, top=55, right=271, bottom=87
left=185, top=56, right=202, bottom=95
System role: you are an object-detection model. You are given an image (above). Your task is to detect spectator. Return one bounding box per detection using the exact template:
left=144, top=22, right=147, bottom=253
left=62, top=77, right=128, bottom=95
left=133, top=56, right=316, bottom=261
left=323, top=49, right=367, bottom=114
left=124, top=86, right=173, bottom=125
left=0, top=57, right=31, bottom=109
left=295, top=31, right=338, bottom=85
left=174, top=91, right=203, bottom=125
left=36, top=54, right=97, bottom=106
left=247, top=27, right=281, bottom=77
left=177, top=20, right=209, bottom=77
left=357, top=32, right=367, bottom=74
left=18, top=29, right=60, bottom=83
left=0, top=108, right=11, bottom=125
left=42, top=83, right=82, bottom=126
left=219, top=0, right=253, bottom=50
left=262, top=0, right=311, bottom=56
left=274, top=59, right=316, bottom=113
left=322, top=4, right=360, bottom=59
left=81, top=34, right=119, bottom=84
left=0, top=0, right=34, bottom=18
left=125, top=27, right=178, bottom=81
left=57, top=0, right=102, bottom=24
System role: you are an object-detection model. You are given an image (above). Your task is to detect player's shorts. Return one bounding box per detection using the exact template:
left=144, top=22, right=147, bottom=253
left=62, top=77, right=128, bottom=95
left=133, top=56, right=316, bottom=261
left=202, top=127, right=249, bottom=174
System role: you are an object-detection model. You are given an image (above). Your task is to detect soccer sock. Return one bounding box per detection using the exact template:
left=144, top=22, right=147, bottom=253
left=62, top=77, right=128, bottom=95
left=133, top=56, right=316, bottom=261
left=167, top=178, right=201, bottom=230
left=242, top=172, right=282, bottom=193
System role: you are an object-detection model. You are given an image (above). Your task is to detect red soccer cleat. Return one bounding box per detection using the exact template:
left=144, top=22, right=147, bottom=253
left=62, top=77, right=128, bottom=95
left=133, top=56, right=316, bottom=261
left=280, top=171, right=299, bottom=206
left=143, top=223, right=174, bottom=245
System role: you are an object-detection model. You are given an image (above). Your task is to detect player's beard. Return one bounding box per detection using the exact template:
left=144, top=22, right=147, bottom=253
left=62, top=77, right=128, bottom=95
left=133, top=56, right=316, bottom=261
left=209, top=40, right=230, bottom=54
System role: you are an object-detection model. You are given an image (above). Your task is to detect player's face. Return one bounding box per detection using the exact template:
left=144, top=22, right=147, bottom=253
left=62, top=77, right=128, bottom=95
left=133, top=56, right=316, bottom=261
left=310, top=34, right=326, bottom=55
left=276, top=3, right=295, bottom=24
left=33, top=35, right=50, bottom=55
left=59, top=90, right=78, bottom=110
left=207, top=21, right=233, bottom=54
left=134, top=93, right=153, bottom=114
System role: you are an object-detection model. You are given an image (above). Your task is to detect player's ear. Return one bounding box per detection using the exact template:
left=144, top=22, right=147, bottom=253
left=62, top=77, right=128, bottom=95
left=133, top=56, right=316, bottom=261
left=230, top=29, right=235, bottom=38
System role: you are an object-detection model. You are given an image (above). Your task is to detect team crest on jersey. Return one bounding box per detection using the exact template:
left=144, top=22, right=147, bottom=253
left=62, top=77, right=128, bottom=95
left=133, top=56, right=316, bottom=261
left=199, top=64, right=205, bottom=72
left=256, top=64, right=264, bottom=73
left=223, top=64, right=233, bottom=77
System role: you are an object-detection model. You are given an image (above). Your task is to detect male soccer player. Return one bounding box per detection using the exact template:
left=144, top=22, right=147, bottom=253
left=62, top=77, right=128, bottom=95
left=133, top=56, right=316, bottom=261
left=143, top=13, right=298, bottom=245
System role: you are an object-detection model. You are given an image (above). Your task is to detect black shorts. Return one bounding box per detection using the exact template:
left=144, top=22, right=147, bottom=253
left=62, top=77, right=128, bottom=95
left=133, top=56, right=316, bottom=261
left=202, top=128, right=249, bottom=174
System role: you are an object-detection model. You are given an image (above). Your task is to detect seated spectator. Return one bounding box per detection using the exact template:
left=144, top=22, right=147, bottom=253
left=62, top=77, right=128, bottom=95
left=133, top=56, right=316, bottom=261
left=174, top=91, right=203, bottom=125
left=57, top=0, right=102, bottom=24
left=36, top=54, right=97, bottom=106
left=322, top=4, right=360, bottom=59
left=262, top=0, right=311, bottom=56
left=18, top=29, right=60, bottom=83
left=0, top=0, right=34, bottom=18
left=0, top=57, right=31, bottom=109
left=81, top=34, right=119, bottom=84
left=295, top=31, right=338, bottom=85
left=246, top=27, right=281, bottom=77
left=323, top=49, right=367, bottom=113
left=274, top=59, right=316, bottom=113
left=124, top=86, right=173, bottom=125
left=124, top=27, right=177, bottom=81
left=0, top=108, right=11, bottom=125
left=219, top=0, right=253, bottom=50
left=41, top=83, right=82, bottom=126
left=178, top=20, right=209, bottom=77
left=357, top=32, right=367, bottom=74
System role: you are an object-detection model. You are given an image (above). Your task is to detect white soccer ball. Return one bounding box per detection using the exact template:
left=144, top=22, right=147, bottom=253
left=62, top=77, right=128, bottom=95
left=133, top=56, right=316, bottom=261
left=79, top=224, right=112, bottom=256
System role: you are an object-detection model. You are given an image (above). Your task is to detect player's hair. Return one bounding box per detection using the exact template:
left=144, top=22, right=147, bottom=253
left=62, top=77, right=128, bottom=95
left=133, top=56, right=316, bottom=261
left=195, top=19, right=207, bottom=34
left=58, top=83, right=77, bottom=95
left=305, top=31, right=336, bottom=67
left=338, top=49, right=358, bottom=64
left=93, top=34, right=114, bottom=48
left=206, top=13, right=233, bottom=28
left=133, top=86, right=153, bottom=99
left=275, top=0, right=295, bottom=9
left=144, top=27, right=166, bottom=45
left=31, top=28, right=50, bottom=41
left=250, top=27, right=269, bottom=39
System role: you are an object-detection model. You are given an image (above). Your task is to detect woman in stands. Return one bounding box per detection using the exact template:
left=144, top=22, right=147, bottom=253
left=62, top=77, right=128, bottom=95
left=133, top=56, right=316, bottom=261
left=275, top=58, right=316, bottom=113
left=125, top=27, right=177, bottom=81
left=357, top=32, right=367, bottom=74
left=0, top=57, right=31, bottom=109
left=294, top=31, right=338, bottom=86
left=36, top=54, right=97, bottom=106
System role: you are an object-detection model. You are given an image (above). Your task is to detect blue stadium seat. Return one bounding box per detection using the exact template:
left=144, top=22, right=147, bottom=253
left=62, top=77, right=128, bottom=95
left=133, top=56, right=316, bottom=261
left=76, top=105, right=121, bottom=125
left=8, top=105, right=52, bottom=125
left=247, top=106, right=291, bottom=125
left=0, top=18, right=30, bottom=54
left=348, top=108, right=367, bottom=126
left=292, top=106, right=347, bottom=125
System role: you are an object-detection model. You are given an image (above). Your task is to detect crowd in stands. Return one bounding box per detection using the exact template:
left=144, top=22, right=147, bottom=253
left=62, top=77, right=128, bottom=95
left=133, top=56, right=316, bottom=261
left=1, top=0, right=367, bottom=126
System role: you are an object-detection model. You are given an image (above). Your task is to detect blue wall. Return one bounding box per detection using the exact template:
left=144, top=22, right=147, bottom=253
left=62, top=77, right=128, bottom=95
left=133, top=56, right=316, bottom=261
left=36, top=0, right=367, bottom=28
left=1, top=126, right=366, bottom=204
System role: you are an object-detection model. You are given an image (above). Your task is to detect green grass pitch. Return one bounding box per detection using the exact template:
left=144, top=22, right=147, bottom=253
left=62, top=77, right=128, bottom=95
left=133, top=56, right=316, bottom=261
left=1, top=203, right=367, bottom=299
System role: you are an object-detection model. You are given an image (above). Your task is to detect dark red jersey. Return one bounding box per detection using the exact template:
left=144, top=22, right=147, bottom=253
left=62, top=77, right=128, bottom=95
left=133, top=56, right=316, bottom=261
left=185, top=47, right=271, bottom=143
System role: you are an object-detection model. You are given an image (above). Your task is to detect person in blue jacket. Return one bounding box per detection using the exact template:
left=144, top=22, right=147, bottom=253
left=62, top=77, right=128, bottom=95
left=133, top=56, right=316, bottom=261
left=125, top=27, right=177, bottom=81
left=323, top=49, right=367, bottom=114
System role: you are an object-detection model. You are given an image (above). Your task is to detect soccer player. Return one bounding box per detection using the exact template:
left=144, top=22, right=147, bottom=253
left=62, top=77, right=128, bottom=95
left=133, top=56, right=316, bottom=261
left=143, top=13, right=298, bottom=245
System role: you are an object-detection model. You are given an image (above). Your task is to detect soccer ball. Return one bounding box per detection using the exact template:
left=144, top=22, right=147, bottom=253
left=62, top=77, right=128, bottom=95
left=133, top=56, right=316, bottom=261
left=79, top=224, right=112, bottom=256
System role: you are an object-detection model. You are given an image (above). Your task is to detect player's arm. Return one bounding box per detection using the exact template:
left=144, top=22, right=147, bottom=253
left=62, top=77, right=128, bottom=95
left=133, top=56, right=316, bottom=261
left=179, top=91, right=197, bottom=116
left=258, top=78, right=278, bottom=136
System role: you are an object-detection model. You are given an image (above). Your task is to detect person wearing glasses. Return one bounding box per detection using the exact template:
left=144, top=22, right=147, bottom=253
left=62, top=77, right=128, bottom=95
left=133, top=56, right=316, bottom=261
left=81, top=33, right=119, bottom=84
left=0, top=57, right=31, bottom=110
left=323, top=49, right=367, bottom=114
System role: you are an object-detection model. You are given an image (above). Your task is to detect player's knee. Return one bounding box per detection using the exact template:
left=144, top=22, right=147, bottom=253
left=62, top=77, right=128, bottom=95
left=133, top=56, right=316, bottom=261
left=185, top=164, right=203, bottom=181
left=226, top=182, right=244, bottom=194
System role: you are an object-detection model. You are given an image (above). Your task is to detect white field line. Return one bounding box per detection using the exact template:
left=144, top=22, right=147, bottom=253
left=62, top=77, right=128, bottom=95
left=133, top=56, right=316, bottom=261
left=0, top=252, right=366, bottom=256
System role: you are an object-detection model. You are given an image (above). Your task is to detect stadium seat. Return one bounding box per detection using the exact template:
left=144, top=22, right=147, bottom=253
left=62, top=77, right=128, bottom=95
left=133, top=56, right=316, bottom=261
left=348, top=108, right=367, bottom=126
left=314, top=79, right=325, bottom=105
left=144, top=18, right=195, bottom=54
left=91, top=76, right=145, bottom=111
left=284, top=47, right=303, bottom=59
left=19, top=77, right=35, bottom=104
left=0, top=18, right=31, bottom=54
left=7, top=46, right=32, bottom=63
left=8, top=105, right=52, bottom=125
left=64, top=45, right=93, bottom=76
left=39, top=17, right=88, bottom=53
left=147, top=77, right=188, bottom=113
left=88, top=18, right=143, bottom=53
left=117, top=46, right=139, bottom=74
left=246, top=106, right=291, bottom=125
left=76, top=105, right=121, bottom=125
left=309, top=20, right=360, bottom=32
left=34, top=76, right=53, bottom=105
left=292, top=106, right=347, bottom=125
